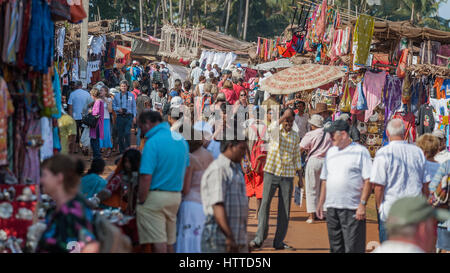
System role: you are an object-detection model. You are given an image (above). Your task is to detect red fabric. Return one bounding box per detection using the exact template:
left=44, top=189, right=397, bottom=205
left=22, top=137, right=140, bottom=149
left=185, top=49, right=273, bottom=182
left=244, top=68, right=258, bottom=83
left=0, top=185, right=37, bottom=245
left=233, top=83, right=245, bottom=98
left=132, top=89, right=140, bottom=100
left=218, top=80, right=225, bottom=88
left=119, top=218, right=139, bottom=246
left=245, top=171, right=264, bottom=199
left=221, top=88, right=238, bottom=105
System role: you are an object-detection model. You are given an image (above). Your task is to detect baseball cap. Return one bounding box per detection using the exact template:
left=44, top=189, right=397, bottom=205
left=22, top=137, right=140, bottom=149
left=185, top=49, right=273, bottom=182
left=432, top=129, right=445, bottom=139
left=338, top=113, right=350, bottom=122
left=169, top=90, right=179, bottom=97
left=170, top=96, right=183, bottom=108
left=386, top=196, right=450, bottom=231
left=324, top=119, right=350, bottom=133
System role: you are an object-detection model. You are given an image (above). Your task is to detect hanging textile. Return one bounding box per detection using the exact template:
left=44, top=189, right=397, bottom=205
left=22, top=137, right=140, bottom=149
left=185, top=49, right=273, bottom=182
left=0, top=77, right=15, bottom=166
left=352, top=14, right=374, bottom=69
left=363, top=71, right=386, bottom=122
left=383, top=75, right=403, bottom=127
left=158, top=24, right=202, bottom=60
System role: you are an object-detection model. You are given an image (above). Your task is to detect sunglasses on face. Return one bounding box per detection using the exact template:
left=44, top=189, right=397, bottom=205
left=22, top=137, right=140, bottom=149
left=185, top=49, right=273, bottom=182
left=240, top=94, right=247, bottom=97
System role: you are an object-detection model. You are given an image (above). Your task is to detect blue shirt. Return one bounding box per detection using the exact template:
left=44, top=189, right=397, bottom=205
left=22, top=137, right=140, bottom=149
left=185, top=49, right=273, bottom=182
left=68, top=89, right=93, bottom=120
left=140, top=122, right=189, bottom=191
left=127, top=66, right=141, bottom=82
left=112, top=91, right=137, bottom=117
left=81, top=173, right=108, bottom=199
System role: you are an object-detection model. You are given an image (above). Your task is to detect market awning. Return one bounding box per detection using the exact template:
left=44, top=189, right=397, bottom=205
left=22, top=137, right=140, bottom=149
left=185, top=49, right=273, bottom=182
left=251, top=58, right=294, bottom=71
left=260, top=64, right=346, bottom=95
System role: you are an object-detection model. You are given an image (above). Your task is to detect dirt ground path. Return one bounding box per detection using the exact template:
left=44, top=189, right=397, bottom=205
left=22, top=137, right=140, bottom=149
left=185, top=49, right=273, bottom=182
left=92, top=130, right=379, bottom=253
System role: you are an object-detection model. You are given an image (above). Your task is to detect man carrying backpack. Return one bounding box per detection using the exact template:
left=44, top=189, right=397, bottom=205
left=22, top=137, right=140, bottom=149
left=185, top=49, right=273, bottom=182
left=250, top=108, right=302, bottom=250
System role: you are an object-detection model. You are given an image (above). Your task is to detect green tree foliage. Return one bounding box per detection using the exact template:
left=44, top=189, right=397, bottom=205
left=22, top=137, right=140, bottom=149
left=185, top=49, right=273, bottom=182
left=89, top=0, right=449, bottom=41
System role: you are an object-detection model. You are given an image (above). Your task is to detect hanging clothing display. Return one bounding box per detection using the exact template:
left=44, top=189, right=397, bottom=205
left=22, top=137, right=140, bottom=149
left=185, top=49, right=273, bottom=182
left=384, top=75, right=403, bottom=127
left=352, top=14, right=374, bottom=69
left=0, top=77, right=14, bottom=166
left=56, top=27, right=65, bottom=58
left=417, top=104, right=435, bottom=136
left=363, top=71, right=386, bottom=122
left=40, top=117, right=53, bottom=161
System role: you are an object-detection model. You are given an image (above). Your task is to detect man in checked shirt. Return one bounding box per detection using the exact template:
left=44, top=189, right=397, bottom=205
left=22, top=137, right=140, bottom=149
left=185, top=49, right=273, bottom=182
left=250, top=107, right=302, bottom=250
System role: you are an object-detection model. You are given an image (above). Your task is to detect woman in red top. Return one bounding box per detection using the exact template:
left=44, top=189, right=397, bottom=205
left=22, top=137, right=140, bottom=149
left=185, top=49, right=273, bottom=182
left=220, top=80, right=238, bottom=105
left=131, top=81, right=141, bottom=99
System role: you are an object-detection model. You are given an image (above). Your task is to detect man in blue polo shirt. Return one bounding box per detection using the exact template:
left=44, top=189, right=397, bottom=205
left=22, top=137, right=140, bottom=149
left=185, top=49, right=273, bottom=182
left=136, top=110, right=189, bottom=253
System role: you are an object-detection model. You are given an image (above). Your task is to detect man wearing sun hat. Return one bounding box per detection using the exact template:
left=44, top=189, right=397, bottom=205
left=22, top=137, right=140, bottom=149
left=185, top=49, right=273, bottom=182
left=300, top=114, right=332, bottom=224
left=373, top=196, right=450, bottom=253
left=311, top=103, right=333, bottom=128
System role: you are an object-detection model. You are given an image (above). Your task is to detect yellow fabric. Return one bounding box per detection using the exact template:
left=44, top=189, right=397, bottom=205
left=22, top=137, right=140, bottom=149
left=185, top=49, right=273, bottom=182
left=264, top=121, right=302, bottom=177
left=352, top=14, right=374, bottom=67
left=58, top=114, right=76, bottom=154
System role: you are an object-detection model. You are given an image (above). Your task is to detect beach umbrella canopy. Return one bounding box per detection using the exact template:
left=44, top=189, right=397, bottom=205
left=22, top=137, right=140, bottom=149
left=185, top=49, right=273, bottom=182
left=259, top=64, right=346, bottom=95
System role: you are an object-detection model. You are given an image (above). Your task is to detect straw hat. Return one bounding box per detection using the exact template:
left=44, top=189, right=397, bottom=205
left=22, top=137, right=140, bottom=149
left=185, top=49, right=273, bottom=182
left=311, top=103, right=332, bottom=115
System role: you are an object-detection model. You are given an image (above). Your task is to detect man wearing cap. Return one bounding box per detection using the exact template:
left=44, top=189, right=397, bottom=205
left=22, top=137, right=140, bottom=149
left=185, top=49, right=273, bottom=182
left=250, top=108, right=302, bottom=250
left=316, top=119, right=373, bottom=253
left=168, top=97, right=184, bottom=132
left=338, top=113, right=360, bottom=143
left=370, top=119, right=427, bottom=243
left=373, top=196, right=450, bottom=253
left=300, top=114, right=332, bottom=224
left=433, top=129, right=450, bottom=163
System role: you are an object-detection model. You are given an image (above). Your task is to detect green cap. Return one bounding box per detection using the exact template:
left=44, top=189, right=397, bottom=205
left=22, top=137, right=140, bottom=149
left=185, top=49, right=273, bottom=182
left=386, top=196, right=450, bottom=231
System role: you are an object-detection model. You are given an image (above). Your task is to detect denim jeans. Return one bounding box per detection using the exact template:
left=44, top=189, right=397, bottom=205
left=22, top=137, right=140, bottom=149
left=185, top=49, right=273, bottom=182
left=90, top=126, right=101, bottom=160
left=117, top=114, right=133, bottom=154
left=378, top=214, right=388, bottom=243
left=136, top=127, right=141, bottom=147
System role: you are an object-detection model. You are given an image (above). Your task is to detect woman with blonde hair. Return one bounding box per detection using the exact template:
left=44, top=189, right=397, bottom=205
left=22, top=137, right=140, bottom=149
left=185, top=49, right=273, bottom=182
left=89, top=88, right=104, bottom=160
left=220, top=80, right=238, bottom=105
left=416, top=133, right=440, bottom=197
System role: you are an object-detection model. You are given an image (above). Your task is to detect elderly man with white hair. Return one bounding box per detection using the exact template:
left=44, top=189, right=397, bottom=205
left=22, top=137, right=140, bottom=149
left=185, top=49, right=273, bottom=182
left=370, top=118, right=427, bottom=243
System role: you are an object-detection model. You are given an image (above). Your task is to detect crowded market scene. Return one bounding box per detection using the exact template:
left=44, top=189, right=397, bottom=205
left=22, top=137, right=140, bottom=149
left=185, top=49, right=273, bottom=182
left=0, top=0, right=449, bottom=255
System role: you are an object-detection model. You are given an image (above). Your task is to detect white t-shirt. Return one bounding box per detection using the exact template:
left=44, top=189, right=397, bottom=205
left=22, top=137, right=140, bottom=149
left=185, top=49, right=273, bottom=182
left=103, top=98, right=112, bottom=120
left=320, top=143, right=372, bottom=210
left=370, top=141, right=427, bottom=222
left=372, top=241, right=425, bottom=253
left=424, top=160, right=440, bottom=182
left=68, top=89, right=93, bottom=120
left=204, top=69, right=219, bottom=79
left=191, top=67, right=203, bottom=85
left=435, top=150, right=450, bottom=164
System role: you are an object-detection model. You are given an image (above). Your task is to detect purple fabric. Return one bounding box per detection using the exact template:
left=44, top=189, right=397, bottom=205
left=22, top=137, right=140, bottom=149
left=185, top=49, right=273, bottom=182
left=384, top=75, right=403, bottom=127
left=89, top=99, right=104, bottom=140
left=23, top=119, right=41, bottom=184
left=363, top=71, right=386, bottom=122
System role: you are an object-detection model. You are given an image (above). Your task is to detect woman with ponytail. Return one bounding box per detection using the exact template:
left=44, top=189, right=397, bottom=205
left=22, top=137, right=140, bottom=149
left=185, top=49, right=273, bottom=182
left=37, top=154, right=98, bottom=253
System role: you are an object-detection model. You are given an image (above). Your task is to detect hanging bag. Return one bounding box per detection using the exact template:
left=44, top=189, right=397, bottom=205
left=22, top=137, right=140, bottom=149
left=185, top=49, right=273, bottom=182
left=50, top=0, right=71, bottom=21
left=396, top=48, right=409, bottom=79
left=356, top=80, right=368, bottom=111
left=69, top=0, right=87, bottom=24
left=339, top=79, right=351, bottom=112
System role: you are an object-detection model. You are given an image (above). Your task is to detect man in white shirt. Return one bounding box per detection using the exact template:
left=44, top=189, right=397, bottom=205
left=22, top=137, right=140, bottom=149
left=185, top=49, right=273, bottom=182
left=67, top=81, right=93, bottom=153
left=204, top=64, right=219, bottom=79
left=190, top=61, right=204, bottom=87
left=432, top=129, right=450, bottom=163
left=373, top=196, right=450, bottom=253
left=370, top=119, right=427, bottom=243
left=317, top=120, right=372, bottom=253
left=293, top=100, right=310, bottom=139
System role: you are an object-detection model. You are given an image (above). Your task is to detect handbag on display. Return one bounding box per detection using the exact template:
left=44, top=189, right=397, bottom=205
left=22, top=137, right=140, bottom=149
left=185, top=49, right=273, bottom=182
left=69, top=0, right=87, bottom=23
left=50, top=0, right=71, bottom=21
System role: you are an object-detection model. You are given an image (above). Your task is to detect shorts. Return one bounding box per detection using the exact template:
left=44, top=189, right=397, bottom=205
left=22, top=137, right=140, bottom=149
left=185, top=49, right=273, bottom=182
left=245, top=171, right=264, bottom=199
left=136, top=191, right=181, bottom=245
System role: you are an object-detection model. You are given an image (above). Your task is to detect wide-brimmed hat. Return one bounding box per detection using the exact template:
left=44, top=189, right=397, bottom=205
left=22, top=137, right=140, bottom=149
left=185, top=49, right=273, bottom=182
left=308, top=114, right=324, bottom=128
left=311, top=103, right=332, bottom=115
